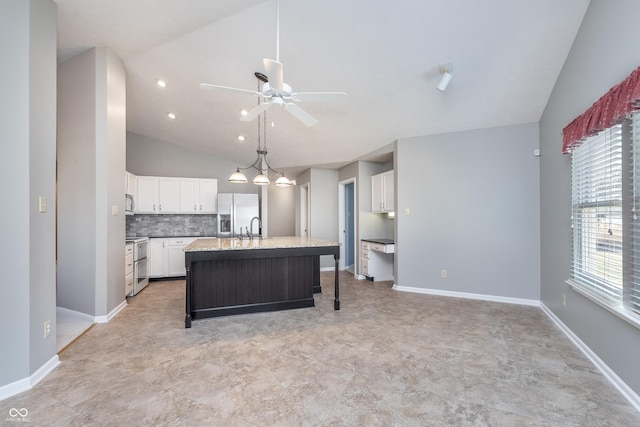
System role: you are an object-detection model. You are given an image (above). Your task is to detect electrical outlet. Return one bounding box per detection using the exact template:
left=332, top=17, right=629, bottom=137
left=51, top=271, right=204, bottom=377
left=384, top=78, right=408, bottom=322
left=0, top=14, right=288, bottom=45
left=562, top=293, right=566, bottom=306
left=441, top=269, right=447, bottom=279
left=44, top=320, right=51, bottom=338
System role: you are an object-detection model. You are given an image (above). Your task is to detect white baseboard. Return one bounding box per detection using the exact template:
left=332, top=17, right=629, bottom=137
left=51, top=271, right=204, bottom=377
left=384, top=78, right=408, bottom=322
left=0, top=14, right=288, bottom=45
left=320, top=267, right=335, bottom=272
left=95, top=300, right=127, bottom=324
left=392, top=285, right=540, bottom=307
left=0, top=355, right=59, bottom=402
left=540, top=303, right=640, bottom=412
left=58, top=299, right=127, bottom=324
left=56, top=306, right=94, bottom=322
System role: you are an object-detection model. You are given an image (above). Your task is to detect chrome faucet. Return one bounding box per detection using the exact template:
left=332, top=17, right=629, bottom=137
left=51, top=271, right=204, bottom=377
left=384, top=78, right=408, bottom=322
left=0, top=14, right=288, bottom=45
left=249, top=216, right=262, bottom=240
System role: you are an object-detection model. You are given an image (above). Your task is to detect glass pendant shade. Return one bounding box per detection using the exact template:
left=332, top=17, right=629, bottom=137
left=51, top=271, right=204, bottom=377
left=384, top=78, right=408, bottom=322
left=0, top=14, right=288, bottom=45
left=252, top=172, right=270, bottom=185
left=228, top=168, right=248, bottom=183
left=275, top=175, right=292, bottom=187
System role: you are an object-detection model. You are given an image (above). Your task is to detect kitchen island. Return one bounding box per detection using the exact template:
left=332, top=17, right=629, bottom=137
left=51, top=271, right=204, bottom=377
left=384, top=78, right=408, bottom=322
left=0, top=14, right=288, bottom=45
left=183, top=237, right=340, bottom=327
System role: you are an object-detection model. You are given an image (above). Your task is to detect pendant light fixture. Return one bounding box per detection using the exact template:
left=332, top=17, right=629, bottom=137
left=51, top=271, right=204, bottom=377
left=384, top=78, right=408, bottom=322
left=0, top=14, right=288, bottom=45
left=228, top=73, right=292, bottom=187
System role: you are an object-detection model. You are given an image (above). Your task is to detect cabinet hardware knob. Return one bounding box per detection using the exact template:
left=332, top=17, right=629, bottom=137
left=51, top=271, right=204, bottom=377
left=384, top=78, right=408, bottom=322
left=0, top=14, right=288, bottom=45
left=194, top=205, right=197, bottom=211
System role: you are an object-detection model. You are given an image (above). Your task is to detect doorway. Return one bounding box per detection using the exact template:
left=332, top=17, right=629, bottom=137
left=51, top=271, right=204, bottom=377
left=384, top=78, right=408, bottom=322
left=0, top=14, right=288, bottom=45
left=338, top=178, right=356, bottom=273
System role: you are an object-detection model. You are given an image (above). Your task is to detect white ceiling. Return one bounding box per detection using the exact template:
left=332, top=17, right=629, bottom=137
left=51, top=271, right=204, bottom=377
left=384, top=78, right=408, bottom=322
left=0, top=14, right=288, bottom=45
left=55, top=0, right=590, bottom=175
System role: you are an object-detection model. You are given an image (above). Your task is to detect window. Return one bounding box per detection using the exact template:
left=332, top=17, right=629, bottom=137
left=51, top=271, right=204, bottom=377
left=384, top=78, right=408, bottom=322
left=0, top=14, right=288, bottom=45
left=569, top=113, right=640, bottom=322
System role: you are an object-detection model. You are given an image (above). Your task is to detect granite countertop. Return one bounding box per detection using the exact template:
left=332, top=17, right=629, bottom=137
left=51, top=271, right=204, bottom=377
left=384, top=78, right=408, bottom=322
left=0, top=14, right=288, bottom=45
left=184, top=236, right=340, bottom=252
left=362, top=238, right=395, bottom=245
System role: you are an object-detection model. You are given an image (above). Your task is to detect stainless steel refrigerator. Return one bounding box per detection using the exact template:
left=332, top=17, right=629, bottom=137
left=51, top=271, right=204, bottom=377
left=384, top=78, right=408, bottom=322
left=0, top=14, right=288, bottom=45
left=217, top=193, right=260, bottom=238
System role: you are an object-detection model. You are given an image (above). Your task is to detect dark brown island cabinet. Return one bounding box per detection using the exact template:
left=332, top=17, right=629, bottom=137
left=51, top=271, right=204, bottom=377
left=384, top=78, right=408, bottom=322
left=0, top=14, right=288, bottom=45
left=183, top=237, right=340, bottom=328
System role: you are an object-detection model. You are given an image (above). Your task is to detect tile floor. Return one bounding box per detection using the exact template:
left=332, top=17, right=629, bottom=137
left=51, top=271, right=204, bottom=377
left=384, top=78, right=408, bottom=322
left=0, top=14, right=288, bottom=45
left=56, top=308, right=94, bottom=353
left=2, top=272, right=640, bottom=426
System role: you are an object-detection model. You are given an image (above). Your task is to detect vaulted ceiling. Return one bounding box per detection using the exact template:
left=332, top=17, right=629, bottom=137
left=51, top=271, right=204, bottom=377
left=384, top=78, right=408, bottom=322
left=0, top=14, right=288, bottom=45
left=55, top=0, right=590, bottom=174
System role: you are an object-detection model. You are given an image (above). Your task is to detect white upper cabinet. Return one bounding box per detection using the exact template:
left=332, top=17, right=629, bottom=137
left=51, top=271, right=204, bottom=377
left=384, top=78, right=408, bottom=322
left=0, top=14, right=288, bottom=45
left=137, top=175, right=217, bottom=214
left=125, top=171, right=137, bottom=197
left=371, top=170, right=394, bottom=213
left=136, top=176, right=179, bottom=214
left=178, top=178, right=217, bottom=214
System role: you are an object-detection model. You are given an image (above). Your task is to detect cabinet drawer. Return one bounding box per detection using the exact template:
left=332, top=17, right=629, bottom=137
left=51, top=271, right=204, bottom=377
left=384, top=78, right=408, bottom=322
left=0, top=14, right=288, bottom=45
left=361, top=258, right=369, bottom=272
left=125, top=254, right=134, bottom=274
left=361, top=241, right=370, bottom=251
left=168, top=237, right=197, bottom=246
left=125, top=272, right=134, bottom=297
left=370, top=243, right=395, bottom=254
left=361, top=248, right=369, bottom=259
left=361, top=264, right=369, bottom=275
left=126, top=243, right=133, bottom=255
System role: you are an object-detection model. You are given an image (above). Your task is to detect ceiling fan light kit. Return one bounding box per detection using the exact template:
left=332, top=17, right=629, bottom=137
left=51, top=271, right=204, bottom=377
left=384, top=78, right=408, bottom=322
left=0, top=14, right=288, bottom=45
left=227, top=75, right=293, bottom=187
left=437, top=62, right=454, bottom=92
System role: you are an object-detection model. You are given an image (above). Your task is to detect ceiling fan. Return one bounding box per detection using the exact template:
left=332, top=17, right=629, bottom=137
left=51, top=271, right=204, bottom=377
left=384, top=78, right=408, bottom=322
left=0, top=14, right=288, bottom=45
left=200, top=0, right=346, bottom=127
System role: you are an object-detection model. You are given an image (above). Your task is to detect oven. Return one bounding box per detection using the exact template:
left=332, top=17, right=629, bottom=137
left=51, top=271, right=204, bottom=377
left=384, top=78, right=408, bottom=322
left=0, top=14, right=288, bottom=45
left=126, top=237, right=149, bottom=295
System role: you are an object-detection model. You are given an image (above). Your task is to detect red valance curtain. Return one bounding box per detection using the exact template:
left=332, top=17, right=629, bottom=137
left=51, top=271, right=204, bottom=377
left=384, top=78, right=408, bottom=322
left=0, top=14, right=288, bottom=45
left=562, top=66, right=640, bottom=154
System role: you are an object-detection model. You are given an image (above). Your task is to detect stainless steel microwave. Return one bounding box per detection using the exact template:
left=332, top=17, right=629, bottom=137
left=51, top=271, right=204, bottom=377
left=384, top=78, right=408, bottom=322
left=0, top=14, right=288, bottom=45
left=125, top=194, right=134, bottom=215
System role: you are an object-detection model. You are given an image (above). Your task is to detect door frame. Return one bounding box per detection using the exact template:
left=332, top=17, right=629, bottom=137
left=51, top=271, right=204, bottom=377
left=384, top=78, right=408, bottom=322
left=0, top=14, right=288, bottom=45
left=338, top=177, right=357, bottom=271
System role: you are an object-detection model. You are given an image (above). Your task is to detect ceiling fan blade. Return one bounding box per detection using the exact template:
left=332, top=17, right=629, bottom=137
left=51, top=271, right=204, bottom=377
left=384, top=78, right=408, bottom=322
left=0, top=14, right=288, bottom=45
left=263, top=59, right=284, bottom=91
left=200, top=83, right=263, bottom=97
left=240, top=102, right=272, bottom=122
left=284, top=102, right=318, bottom=126
left=291, top=92, right=348, bottom=103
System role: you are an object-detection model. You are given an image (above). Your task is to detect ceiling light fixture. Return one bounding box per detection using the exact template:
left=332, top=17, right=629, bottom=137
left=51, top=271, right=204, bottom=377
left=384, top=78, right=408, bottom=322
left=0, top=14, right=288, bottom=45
left=167, top=112, right=176, bottom=119
left=156, top=79, right=167, bottom=88
left=437, top=63, right=453, bottom=92
left=240, top=109, right=248, bottom=116
left=237, top=135, right=245, bottom=142
left=228, top=74, right=292, bottom=187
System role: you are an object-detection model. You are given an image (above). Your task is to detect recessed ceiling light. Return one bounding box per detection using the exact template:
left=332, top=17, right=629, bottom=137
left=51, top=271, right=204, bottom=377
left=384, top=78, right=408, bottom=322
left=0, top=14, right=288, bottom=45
left=240, top=109, right=248, bottom=116
left=156, top=79, right=167, bottom=88
left=237, top=135, right=245, bottom=141
left=167, top=112, right=176, bottom=119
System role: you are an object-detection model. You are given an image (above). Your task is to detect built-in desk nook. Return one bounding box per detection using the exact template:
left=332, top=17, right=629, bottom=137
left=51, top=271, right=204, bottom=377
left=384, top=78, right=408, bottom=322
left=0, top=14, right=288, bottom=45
left=183, top=237, right=340, bottom=327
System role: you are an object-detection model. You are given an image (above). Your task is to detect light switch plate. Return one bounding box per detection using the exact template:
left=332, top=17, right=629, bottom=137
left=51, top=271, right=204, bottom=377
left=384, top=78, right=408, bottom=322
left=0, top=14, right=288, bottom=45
left=39, top=196, right=47, bottom=213
left=112, top=205, right=119, bottom=216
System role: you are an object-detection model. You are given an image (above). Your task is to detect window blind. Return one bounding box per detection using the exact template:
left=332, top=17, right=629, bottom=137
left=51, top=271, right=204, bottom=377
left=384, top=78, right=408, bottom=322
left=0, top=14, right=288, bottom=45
left=632, top=113, right=640, bottom=314
left=571, top=124, right=624, bottom=302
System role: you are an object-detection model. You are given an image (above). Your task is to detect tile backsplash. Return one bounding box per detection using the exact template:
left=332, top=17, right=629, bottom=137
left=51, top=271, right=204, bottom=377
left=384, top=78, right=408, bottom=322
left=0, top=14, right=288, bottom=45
left=126, top=214, right=217, bottom=238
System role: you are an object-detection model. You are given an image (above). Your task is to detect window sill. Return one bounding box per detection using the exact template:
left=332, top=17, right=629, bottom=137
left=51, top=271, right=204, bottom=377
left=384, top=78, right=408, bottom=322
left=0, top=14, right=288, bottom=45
left=566, top=279, right=640, bottom=330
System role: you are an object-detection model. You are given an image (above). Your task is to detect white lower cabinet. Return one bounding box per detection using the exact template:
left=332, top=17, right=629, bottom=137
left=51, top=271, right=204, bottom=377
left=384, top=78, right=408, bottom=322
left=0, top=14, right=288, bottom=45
left=125, top=243, right=134, bottom=297
left=149, top=237, right=197, bottom=278
left=149, top=238, right=168, bottom=278
left=167, top=237, right=196, bottom=276
left=361, top=240, right=394, bottom=281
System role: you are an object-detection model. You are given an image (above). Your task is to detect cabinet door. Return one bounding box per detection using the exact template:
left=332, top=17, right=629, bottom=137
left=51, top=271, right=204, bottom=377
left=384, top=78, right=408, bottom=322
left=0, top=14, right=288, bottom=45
left=197, top=179, right=217, bottom=213
left=158, top=178, right=179, bottom=213
left=382, top=171, right=394, bottom=211
left=178, top=178, right=198, bottom=213
left=136, top=176, right=158, bottom=213
left=149, top=238, right=168, bottom=277
left=371, top=174, right=383, bottom=212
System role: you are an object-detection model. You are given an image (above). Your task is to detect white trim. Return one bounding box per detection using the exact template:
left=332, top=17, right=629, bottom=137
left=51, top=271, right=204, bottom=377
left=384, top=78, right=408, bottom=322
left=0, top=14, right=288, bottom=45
left=354, top=273, right=367, bottom=280
left=566, top=279, right=640, bottom=330
left=30, top=355, right=60, bottom=387
left=56, top=306, right=94, bottom=323
left=320, top=267, right=335, bottom=273
left=94, top=300, right=127, bottom=323
left=540, top=302, right=640, bottom=412
left=392, top=285, right=540, bottom=307
left=0, top=355, right=60, bottom=402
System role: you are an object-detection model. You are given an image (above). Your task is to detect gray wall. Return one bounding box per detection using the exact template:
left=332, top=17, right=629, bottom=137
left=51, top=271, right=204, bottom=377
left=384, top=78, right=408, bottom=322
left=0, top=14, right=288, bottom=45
left=127, top=132, right=259, bottom=195
left=267, top=184, right=295, bottom=236
left=57, top=47, right=127, bottom=317
left=539, top=0, right=640, bottom=395
left=0, top=0, right=57, bottom=391
left=396, top=123, right=541, bottom=300
left=296, top=168, right=339, bottom=268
